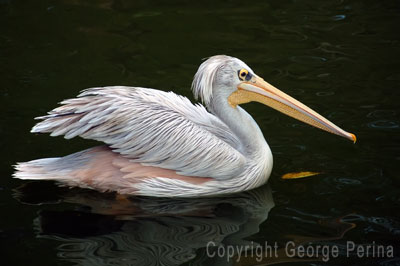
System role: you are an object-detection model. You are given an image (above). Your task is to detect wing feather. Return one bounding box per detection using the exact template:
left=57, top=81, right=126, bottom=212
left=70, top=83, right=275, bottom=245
left=32, top=86, right=245, bottom=179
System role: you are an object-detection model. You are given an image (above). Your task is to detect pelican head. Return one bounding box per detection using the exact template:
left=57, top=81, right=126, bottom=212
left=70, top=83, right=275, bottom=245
left=192, top=55, right=356, bottom=142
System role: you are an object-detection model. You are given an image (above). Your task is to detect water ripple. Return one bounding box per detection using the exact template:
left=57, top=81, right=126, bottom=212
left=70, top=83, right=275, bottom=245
left=367, top=110, right=397, bottom=118
left=290, top=55, right=327, bottom=65
left=368, top=120, right=399, bottom=129
left=332, top=14, right=346, bottom=21
left=316, top=91, right=335, bottom=96
left=335, top=178, right=362, bottom=185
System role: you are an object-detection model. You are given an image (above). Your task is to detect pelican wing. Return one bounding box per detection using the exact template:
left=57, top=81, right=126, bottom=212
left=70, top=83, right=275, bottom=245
left=31, top=86, right=245, bottom=179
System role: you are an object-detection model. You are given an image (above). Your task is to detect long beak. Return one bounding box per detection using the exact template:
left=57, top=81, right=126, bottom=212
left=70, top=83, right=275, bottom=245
left=229, top=75, right=356, bottom=142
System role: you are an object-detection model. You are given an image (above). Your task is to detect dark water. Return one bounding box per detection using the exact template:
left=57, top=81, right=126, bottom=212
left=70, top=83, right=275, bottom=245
left=1, top=0, right=399, bottom=265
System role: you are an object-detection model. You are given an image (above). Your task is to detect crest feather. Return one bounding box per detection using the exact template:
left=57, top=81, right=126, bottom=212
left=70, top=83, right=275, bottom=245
left=191, top=55, right=236, bottom=106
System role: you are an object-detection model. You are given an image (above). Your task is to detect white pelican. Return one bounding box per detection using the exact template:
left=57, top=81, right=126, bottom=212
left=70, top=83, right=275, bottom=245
left=14, top=55, right=356, bottom=197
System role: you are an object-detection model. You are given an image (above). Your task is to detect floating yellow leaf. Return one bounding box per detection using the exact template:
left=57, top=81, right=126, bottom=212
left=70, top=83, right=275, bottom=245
left=281, top=171, right=321, bottom=179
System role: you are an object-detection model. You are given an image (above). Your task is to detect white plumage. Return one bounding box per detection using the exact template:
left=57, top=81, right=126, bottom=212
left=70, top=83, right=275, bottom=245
left=31, top=87, right=245, bottom=179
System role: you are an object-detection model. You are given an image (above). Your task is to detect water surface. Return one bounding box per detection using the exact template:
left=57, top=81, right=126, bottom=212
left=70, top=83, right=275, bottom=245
left=1, top=0, right=399, bottom=265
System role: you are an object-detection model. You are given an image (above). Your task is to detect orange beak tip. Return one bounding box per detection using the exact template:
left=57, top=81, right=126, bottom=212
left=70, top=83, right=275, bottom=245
left=349, top=133, right=357, bottom=144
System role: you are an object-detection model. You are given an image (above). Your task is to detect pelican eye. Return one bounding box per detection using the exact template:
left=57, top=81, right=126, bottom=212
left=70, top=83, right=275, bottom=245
left=238, top=69, right=252, bottom=81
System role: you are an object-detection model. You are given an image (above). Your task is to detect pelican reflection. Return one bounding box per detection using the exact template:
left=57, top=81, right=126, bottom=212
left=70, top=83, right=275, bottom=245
left=15, top=183, right=274, bottom=265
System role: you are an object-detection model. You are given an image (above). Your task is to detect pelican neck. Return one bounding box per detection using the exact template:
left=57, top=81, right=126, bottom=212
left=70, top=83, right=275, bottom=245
left=208, top=95, right=268, bottom=156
